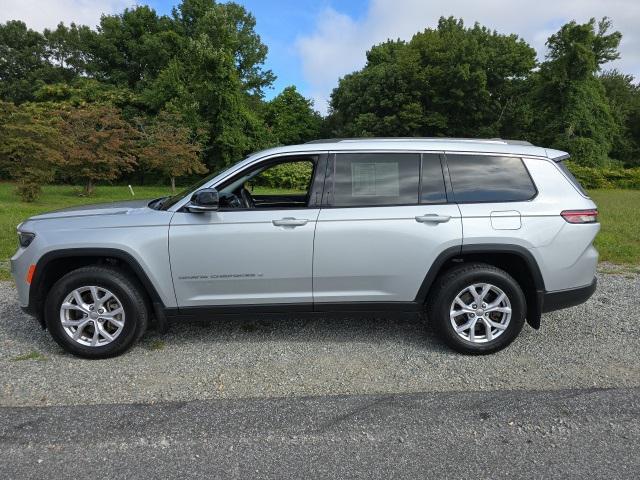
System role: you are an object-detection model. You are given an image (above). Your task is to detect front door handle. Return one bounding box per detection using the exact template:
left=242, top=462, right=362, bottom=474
left=415, top=214, right=451, bottom=224
left=272, top=217, right=308, bottom=227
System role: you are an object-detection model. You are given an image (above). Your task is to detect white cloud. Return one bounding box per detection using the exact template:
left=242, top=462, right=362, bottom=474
left=0, top=0, right=132, bottom=31
left=297, top=0, right=640, bottom=114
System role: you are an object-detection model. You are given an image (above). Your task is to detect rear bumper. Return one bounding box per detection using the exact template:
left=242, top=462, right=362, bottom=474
left=541, top=278, right=597, bottom=313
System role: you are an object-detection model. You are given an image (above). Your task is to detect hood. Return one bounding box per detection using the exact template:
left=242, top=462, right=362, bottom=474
left=28, top=199, right=153, bottom=221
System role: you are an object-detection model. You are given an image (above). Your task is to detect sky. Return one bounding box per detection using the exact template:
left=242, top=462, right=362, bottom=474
left=2, top=0, right=640, bottom=114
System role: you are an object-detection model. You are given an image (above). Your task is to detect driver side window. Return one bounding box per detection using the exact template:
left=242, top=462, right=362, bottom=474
left=219, top=156, right=318, bottom=209
left=247, top=161, right=313, bottom=197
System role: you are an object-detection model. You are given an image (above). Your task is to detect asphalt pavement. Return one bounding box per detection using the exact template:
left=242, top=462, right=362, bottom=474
left=1, top=387, right=638, bottom=479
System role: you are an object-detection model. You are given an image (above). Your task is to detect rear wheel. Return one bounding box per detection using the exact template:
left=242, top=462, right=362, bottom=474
left=45, top=266, right=148, bottom=358
left=428, top=263, right=526, bottom=354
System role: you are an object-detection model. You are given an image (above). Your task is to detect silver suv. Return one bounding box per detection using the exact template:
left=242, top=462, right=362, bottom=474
left=11, top=138, right=599, bottom=358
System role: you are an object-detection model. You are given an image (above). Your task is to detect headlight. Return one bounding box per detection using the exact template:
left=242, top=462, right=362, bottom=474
left=18, top=231, right=36, bottom=248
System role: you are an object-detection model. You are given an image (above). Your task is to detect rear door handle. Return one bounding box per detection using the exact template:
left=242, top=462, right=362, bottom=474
left=415, top=214, right=451, bottom=224
left=272, top=217, right=308, bottom=227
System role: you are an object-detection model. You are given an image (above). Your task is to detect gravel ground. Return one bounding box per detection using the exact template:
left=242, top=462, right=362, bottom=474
left=1, top=272, right=639, bottom=407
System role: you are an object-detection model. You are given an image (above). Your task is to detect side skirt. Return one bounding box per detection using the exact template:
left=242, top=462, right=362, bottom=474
left=164, top=302, right=422, bottom=322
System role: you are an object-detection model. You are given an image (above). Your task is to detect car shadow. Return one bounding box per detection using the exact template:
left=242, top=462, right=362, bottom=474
left=149, top=311, right=445, bottom=350
left=0, top=294, right=449, bottom=358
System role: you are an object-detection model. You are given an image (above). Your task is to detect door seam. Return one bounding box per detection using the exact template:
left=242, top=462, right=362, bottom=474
left=311, top=208, right=321, bottom=309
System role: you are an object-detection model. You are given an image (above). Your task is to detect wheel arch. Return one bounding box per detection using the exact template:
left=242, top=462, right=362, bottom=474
left=416, top=244, right=545, bottom=329
left=29, top=248, right=164, bottom=328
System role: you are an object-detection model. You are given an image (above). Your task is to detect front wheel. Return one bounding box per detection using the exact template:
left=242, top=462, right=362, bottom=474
left=427, top=263, right=526, bottom=354
left=45, top=266, right=148, bottom=359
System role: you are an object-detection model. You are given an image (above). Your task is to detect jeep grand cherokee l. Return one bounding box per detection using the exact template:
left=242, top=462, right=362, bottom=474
left=11, top=138, right=599, bottom=358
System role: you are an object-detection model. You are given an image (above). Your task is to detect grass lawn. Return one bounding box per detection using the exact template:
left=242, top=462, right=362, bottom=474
left=0, top=183, right=173, bottom=280
left=589, top=189, right=640, bottom=266
left=1, top=183, right=638, bottom=280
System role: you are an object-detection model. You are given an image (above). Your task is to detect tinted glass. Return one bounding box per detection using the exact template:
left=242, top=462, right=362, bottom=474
left=447, top=155, right=536, bottom=202
left=420, top=154, right=447, bottom=203
left=332, top=153, right=420, bottom=206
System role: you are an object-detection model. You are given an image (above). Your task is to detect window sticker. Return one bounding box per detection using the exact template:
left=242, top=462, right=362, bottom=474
left=351, top=162, right=400, bottom=197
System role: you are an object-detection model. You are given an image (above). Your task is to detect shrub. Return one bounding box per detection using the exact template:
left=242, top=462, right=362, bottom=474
left=15, top=180, right=42, bottom=202
left=566, top=161, right=640, bottom=189
left=610, top=168, right=640, bottom=189
left=566, top=162, right=610, bottom=188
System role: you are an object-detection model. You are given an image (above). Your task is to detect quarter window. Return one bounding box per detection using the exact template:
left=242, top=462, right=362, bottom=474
left=446, top=154, right=536, bottom=202
left=331, top=153, right=420, bottom=206
left=557, top=161, right=588, bottom=196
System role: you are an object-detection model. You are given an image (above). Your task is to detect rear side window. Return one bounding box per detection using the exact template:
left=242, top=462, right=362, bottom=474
left=446, top=154, right=536, bottom=202
left=331, top=153, right=420, bottom=206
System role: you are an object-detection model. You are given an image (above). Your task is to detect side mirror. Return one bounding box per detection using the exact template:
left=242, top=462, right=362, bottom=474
left=187, top=188, right=219, bottom=212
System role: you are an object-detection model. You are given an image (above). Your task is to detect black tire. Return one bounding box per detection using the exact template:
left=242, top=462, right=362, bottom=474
left=427, top=263, right=526, bottom=354
left=45, top=265, right=148, bottom=359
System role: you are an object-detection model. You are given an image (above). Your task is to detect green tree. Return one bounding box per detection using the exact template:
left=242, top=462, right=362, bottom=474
left=0, top=21, right=90, bottom=103
left=32, top=78, right=139, bottom=112
left=327, top=17, right=536, bottom=138
left=171, top=0, right=274, bottom=95
left=0, top=21, right=49, bottom=103
left=264, top=86, right=322, bottom=145
left=0, top=101, right=64, bottom=200
left=145, top=22, right=271, bottom=169
left=86, top=6, right=181, bottom=90
left=138, top=110, right=207, bottom=192
left=139, top=1, right=276, bottom=170
left=43, top=22, right=94, bottom=77
left=57, top=104, right=138, bottom=194
left=600, top=70, right=640, bottom=166
left=1, top=1, right=276, bottom=175
left=533, top=18, right=621, bottom=166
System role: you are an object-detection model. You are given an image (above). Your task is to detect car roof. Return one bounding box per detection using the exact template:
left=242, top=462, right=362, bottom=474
left=246, top=138, right=565, bottom=161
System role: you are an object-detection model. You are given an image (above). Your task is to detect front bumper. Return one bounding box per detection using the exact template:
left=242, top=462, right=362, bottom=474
left=15, top=265, right=44, bottom=327
left=10, top=252, right=31, bottom=308
left=541, top=278, right=597, bottom=313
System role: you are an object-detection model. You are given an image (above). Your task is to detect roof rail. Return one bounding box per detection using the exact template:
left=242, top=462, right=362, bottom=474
left=305, top=138, right=346, bottom=144
left=488, top=138, right=534, bottom=146
left=305, top=137, right=533, bottom=146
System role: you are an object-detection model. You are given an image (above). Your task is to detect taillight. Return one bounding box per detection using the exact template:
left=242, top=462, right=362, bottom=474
left=560, top=209, right=598, bottom=224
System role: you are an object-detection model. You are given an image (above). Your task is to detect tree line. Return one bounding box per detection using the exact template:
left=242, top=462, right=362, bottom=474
left=0, top=0, right=321, bottom=200
left=0, top=1, right=639, bottom=201
left=326, top=16, right=640, bottom=189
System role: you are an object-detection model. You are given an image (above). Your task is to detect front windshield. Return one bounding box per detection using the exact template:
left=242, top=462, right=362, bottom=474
left=158, top=164, right=233, bottom=210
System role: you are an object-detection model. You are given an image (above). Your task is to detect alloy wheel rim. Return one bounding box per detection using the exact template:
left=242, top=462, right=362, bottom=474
left=59, top=286, right=125, bottom=347
left=449, top=283, right=512, bottom=344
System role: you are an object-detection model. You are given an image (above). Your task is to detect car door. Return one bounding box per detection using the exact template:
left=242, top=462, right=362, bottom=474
left=169, top=154, right=327, bottom=308
left=312, top=151, right=462, bottom=306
